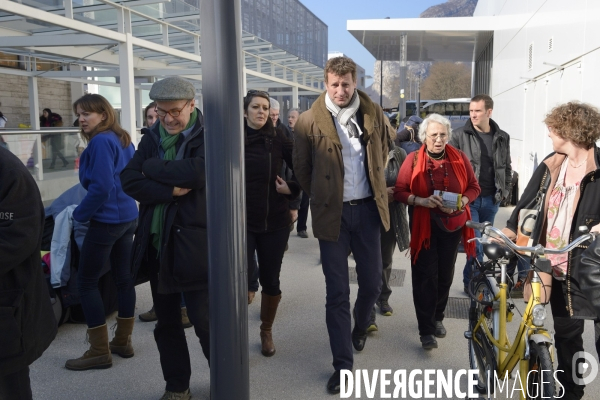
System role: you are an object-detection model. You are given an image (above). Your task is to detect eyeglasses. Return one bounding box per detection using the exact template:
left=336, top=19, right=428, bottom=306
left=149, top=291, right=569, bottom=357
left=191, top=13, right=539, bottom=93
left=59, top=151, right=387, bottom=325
left=427, top=134, right=448, bottom=141
left=247, top=89, right=269, bottom=98
left=155, top=100, right=190, bottom=118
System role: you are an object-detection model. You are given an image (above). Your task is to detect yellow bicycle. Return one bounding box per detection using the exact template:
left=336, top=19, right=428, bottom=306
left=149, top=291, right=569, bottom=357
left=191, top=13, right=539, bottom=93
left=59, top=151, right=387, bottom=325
left=464, top=220, right=595, bottom=399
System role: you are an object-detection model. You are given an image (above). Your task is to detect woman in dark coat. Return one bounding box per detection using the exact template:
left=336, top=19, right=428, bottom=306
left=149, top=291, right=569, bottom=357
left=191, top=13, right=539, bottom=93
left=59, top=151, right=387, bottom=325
left=244, top=90, right=301, bottom=357
left=40, top=108, right=69, bottom=169
left=0, top=146, right=57, bottom=399
left=500, top=102, right=600, bottom=400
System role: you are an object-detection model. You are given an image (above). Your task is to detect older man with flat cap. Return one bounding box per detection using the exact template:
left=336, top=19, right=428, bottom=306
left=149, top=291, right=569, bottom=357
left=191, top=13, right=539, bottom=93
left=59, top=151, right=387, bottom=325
left=121, top=77, right=208, bottom=400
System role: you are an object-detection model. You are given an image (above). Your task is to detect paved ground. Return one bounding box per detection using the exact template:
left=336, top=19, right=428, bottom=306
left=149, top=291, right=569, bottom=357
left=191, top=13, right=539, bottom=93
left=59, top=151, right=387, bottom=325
left=30, top=207, right=600, bottom=399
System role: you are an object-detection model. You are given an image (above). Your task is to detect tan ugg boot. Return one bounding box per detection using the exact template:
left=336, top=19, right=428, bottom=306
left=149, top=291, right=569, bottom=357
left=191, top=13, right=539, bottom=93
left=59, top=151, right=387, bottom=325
left=65, top=324, right=112, bottom=370
left=260, top=293, right=281, bottom=357
left=109, top=317, right=135, bottom=358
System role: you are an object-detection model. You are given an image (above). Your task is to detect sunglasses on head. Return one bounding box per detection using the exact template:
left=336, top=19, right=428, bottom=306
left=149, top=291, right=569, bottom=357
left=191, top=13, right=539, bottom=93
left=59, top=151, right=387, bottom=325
left=247, top=89, right=269, bottom=98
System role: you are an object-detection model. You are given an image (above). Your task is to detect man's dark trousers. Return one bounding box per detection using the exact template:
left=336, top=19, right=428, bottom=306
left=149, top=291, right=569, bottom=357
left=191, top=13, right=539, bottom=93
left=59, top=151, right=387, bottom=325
left=146, top=246, right=210, bottom=393
left=318, top=199, right=382, bottom=371
left=462, top=194, right=499, bottom=286
left=297, top=192, right=310, bottom=233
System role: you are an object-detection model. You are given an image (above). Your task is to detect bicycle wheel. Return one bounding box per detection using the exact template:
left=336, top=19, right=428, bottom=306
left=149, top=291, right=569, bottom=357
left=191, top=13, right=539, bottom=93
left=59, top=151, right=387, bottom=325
left=526, top=341, right=554, bottom=399
left=468, top=279, right=496, bottom=395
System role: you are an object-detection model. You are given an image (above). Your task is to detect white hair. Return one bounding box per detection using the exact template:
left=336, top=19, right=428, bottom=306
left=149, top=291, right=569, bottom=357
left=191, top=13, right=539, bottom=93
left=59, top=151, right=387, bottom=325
left=270, top=98, right=280, bottom=110
left=418, top=113, right=452, bottom=142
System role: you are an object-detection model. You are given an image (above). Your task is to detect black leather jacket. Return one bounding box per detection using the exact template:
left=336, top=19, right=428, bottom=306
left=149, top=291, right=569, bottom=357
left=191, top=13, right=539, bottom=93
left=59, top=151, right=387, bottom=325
left=579, top=236, right=600, bottom=319
left=450, top=118, right=512, bottom=203
left=507, top=149, right=600, bottom=319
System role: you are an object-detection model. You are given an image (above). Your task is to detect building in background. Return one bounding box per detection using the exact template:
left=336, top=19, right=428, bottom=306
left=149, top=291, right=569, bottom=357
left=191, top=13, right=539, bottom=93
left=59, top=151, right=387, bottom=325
left=348, top=0, right=600, bottom=195
left=0, top=0, right=326, bottom=202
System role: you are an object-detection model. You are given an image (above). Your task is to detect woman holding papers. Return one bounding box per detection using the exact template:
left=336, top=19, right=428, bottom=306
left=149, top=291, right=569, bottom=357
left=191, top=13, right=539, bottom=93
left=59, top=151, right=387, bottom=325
left=394, top=113, right=480, bottom=350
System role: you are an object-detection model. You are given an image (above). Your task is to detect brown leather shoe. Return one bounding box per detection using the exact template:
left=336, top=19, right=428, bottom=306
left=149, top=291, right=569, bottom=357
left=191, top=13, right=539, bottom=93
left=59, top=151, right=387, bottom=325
left=181, top=307, right=193, bottom=329
left=138, top=306, right=157, bottom=322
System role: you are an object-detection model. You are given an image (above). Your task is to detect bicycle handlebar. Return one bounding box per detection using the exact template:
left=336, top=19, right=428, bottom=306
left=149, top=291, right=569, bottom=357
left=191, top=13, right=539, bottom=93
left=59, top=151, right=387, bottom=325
left=465, top=220, right=596, bottom=256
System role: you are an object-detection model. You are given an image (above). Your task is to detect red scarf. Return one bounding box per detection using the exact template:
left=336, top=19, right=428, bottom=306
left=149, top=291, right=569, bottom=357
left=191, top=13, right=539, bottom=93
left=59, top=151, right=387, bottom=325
left=409, top=145, right=476, bottom=263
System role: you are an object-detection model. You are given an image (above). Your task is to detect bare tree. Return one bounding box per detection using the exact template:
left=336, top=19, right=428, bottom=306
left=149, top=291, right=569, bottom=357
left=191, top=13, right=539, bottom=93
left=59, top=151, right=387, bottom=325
left=420, top=62, right=471, bottom=100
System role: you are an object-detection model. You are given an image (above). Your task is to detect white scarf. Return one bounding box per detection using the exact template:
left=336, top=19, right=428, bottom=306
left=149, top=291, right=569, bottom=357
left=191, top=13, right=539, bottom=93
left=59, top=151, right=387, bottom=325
left=325, top=90, right=361, bottom=138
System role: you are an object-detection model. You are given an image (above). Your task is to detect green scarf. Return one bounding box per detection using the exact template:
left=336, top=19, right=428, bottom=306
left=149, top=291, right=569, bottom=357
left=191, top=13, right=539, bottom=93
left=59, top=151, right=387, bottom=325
left=150, top=108, right=198, bottom=251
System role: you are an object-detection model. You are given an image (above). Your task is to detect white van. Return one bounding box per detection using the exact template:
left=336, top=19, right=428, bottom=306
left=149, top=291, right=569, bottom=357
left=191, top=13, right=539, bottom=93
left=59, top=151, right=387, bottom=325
left=422, top=99, right=470, bottom=130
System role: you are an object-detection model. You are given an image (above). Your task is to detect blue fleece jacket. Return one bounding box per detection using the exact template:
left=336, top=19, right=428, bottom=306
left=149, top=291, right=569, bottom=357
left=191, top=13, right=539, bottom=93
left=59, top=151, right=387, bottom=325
left=73, top=131, right=138, bottom=224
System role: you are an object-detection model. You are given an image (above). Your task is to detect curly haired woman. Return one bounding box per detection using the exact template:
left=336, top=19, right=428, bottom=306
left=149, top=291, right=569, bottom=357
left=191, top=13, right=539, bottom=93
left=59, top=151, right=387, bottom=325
left=501, top=102, right=600, bottom=400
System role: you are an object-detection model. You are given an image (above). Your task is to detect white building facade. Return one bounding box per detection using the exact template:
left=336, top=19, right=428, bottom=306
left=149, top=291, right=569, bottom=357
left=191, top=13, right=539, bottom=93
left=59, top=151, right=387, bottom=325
left=475, top=0, right=600, bottom=181
left=348, top=0, right=600, bottom=192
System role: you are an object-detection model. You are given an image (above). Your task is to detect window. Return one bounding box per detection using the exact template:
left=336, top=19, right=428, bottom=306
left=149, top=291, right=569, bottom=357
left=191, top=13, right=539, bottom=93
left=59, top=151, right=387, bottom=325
left=0, top=52, right=19, bottom=69
left=431, top=103, right=445, bottom=114
left=460, top=103, right=470, bottom=116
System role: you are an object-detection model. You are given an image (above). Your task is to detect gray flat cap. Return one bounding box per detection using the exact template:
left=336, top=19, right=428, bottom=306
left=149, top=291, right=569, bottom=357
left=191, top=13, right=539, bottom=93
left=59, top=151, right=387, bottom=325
left=149, top=77, right=195, bottom=101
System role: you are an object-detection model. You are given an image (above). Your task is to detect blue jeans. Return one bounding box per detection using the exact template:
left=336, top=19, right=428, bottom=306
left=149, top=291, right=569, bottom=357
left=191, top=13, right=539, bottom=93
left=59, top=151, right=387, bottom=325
left=462, top=195, right=499, bottom=286
left=78, top=219, right=137, bottom=328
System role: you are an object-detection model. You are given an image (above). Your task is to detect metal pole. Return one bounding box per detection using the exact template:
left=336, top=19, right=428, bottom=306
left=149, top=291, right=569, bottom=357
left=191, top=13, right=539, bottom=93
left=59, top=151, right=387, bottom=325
left=379, top=59, right=383, bottom=107
left=398, top=33, right=407, bottom=120
left=28, top=74, right=42, bottom=181
left=416, top=74, right=421, bottom=117
left=200, top=1, right=249, bottom=399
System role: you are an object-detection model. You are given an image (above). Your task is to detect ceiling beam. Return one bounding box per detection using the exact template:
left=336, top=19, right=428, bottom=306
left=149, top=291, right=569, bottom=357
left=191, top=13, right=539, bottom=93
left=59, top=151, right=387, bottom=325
left=0, top=34, right=117, bottom=47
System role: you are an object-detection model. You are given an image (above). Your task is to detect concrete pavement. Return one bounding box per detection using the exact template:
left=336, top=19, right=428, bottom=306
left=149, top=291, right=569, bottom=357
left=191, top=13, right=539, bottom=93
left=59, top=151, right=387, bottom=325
left=30, top=207, right=600, bottom=399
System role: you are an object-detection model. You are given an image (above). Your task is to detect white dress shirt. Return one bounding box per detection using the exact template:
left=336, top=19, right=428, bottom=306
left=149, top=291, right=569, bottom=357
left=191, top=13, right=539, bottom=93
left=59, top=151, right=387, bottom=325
left=333, top=116, right=372, bottom=202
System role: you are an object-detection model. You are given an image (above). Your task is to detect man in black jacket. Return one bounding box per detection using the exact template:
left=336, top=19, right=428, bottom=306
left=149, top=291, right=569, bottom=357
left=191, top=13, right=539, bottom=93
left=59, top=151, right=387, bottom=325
left=121, top=77, right=207, bottom=400
left=449, top=94, right=512, bottom=292
left=0, top=146, right=57, bottom=400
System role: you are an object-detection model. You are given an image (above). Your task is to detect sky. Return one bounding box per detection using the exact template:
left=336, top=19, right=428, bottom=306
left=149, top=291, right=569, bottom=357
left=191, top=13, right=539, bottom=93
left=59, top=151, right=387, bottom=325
left=298, top=0, right=443, bottom=86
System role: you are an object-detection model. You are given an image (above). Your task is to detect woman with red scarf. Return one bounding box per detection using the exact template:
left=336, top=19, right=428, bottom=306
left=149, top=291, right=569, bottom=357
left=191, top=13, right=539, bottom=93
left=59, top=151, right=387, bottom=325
left=395, top=113, right=480, bottom=350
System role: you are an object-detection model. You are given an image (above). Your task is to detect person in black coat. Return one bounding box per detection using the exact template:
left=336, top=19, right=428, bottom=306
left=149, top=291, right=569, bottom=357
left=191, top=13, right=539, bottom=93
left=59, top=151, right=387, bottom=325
left=121, top=77, right=208, bottom=400
left=244, top=90, right=301, bottom=357
left=0, top=146, right=57, bottom=400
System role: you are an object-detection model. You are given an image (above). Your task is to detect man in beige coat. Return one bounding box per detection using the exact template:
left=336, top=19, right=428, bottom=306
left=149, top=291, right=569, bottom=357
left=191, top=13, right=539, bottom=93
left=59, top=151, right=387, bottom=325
left=293, top=56, right=393, bottom=394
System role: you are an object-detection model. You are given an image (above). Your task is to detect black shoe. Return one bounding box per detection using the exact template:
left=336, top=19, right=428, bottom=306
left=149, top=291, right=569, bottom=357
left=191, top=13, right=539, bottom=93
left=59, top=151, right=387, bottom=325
left=351, top=326, right=367, bottom=351
left=62, top=161, right=69, bottom=168
left=434, top=321, right=446, bottom=338
left=464, top=285, right=469, bottom=295
left=366, top=306, right=378, bottom=332
left=376, top=300, right=393, bottom=316
left=420, top=334, right=438, bottom=350
left=297, top=230, right=309, bottom=238
left=327, top=370, right=346, bottom=394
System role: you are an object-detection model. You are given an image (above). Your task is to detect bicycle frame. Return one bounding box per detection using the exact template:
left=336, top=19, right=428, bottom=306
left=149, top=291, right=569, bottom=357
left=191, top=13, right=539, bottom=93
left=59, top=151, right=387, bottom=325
left=471, top=258, right=552, bottom=399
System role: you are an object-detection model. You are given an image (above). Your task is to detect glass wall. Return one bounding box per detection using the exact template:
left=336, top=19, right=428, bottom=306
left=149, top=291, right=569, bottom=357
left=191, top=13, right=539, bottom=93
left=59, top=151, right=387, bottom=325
left=242, top=0, right=328, bottom=68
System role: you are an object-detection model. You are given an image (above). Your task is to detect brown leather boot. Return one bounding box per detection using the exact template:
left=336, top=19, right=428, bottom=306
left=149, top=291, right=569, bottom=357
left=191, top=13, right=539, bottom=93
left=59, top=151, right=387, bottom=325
left=260, top=293, right=281, bottom=357
left=65, top=324, right=112, bottom=370
left=109, top=317, right=135, bottom=358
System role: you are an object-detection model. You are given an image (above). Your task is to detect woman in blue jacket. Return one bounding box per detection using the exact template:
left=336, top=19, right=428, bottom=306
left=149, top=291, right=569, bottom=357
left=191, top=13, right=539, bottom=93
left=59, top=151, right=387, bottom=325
left=65, top=94, right=138, bottom=371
